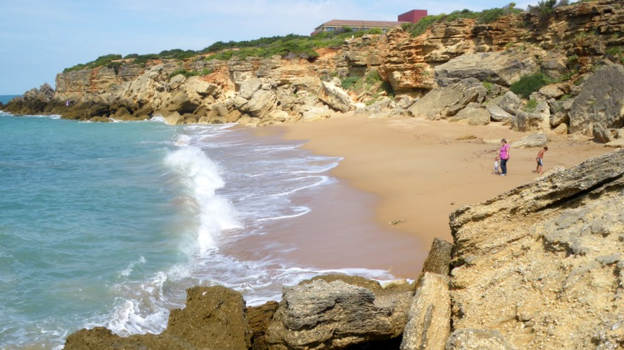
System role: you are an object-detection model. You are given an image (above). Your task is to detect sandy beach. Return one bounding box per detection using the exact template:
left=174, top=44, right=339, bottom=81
left=264, top=113, right=612, bottom=278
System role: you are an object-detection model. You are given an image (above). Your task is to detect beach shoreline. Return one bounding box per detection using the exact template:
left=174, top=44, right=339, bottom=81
left=262, top=113, right=612, bottom=276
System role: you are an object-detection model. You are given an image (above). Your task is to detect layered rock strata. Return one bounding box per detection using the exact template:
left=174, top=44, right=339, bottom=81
left=5, top=0, right=624, bottom=136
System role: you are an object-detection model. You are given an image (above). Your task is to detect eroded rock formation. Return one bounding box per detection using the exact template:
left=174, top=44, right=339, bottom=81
left=3, top=0, right=624, bottom=138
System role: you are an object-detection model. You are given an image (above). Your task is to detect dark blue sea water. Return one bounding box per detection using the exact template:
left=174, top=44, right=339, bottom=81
left=0, top=95, right=19, bottom=105
left=0, top=99, right=402, bottom=349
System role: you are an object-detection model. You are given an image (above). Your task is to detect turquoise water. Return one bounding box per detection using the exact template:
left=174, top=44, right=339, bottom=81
left=0, top=104, right=397, bottom=349
left=0, top=113, right=184, bottom=347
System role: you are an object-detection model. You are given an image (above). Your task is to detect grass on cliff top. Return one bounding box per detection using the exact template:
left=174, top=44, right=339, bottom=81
left=402, top=6, right=523, bottom=37
left=63, top=28, right=382, bottom=72
left=204, top=29, right=382, bottom=61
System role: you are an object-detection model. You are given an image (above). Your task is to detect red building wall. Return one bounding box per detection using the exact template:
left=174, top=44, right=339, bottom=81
left=398, top=10, right=428, bottom=23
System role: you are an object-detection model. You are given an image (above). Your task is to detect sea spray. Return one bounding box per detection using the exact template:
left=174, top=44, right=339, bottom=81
left=164, top=145, right=241, bottom=253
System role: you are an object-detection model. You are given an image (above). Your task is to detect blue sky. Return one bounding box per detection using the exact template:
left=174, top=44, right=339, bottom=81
left=0, top=0, right=532, bottom=95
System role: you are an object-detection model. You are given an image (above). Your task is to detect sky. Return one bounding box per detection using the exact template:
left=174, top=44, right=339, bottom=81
left=0, top=0, right=533, bottom=95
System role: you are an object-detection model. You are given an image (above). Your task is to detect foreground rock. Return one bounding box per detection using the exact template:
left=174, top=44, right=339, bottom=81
left=266, top=276, right=413, bottom=350
left=400, top=273, right=450, bottom=350
left=65, top=286, right=251, bottom=350
left=449, top=149, right=624, bottom=350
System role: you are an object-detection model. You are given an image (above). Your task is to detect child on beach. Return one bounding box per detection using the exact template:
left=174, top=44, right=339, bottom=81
left=494, top=156, right=500, bottom=174
left=536, top=146, right=548, bottom=174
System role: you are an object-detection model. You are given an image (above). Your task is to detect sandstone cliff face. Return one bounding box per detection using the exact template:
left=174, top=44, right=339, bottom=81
left=5, top=0, right=624, bottom=134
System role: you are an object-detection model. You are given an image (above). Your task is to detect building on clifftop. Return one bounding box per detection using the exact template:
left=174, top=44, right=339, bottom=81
left=312, top=9, right=427, bottom=35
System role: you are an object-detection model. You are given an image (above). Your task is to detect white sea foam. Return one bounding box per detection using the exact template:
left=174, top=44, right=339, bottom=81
left=149, top=115, right=167, bottom=124
left=270, top=175, right=330, bottom=197
left=164, top=145, right=240, bottom=253
left=257, top=206, right=311, bottom=222
left=173, top=134, right=192, bottom=147
left=119, top=256, right=147, bottom=277
left=22, top=113, right=61, bottom=119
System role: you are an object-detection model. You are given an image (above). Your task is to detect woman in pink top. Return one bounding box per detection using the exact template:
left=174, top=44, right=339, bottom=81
left=499, top=139, right=510, bottom=176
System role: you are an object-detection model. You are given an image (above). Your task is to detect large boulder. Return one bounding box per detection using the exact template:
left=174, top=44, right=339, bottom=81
left=435, top=51, right=539, bottom=87
left=487, top=105, right=513, bottom=122
left=511, top=133, right=548, bottom=148
left=266, top=275, right=413, bottom=350
left=448, top=149, right=624, bottom=350
left=234, top=79, right=279, bottom=118
left=511, top=100, right=550, bottom=132
left=497, top=91, right=521, bottom=115
left=569, top=65, right=624, bottom=135
left=400, top=273, right=451, bottom=350
left=421, top=238, right=454, bottom=276
left=409, top=79, right=487, bottom=120
left=593, top=123, right=613, bottom=143
left=448, top=102, right=490, bottom=126
left=318, top=81, right=354, bottom=113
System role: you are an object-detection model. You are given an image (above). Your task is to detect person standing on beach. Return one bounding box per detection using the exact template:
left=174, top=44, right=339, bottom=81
left=499, top=139, right=510, bottom=176
left=536, top=146, right=548, bottom=174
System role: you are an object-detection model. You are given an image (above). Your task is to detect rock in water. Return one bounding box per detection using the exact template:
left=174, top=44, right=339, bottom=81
left=65, top=286, right=252, bottom=350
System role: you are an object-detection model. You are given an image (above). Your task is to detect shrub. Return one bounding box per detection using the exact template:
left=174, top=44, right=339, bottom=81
left=133, top=54, right=160, bottom=67
left=528, top=0, right=557, bottom=17
left=510, top=72, right=551, bottom=98
left=168, top=69, right=200, bottom=80
left=158, top=49, right=198, bottom=60
left=365, top=70, right=382, bottom=85
left=482, top=81, right=493, bottom=93
left=123, top=53, right=139, bottom=59
left=341, top=76, right=360, bottom=90
left=402, top=6, right=522, bottom=37
left=63, top=54, right=122, bottom=72
left=525, top=98, right=539, bottom=112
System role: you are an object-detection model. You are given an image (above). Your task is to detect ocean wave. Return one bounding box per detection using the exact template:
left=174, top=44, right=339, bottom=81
left=164, top=145, right=241, bottom=253
left=269, top=175, right=331, bottom=197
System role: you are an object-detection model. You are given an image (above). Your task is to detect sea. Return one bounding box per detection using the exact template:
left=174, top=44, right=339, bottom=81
left=0, top=95, right=410, bottom=349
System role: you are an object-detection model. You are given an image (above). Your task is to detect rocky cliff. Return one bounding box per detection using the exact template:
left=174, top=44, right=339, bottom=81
left=3, top=0, right=624, bottom=141
left=64, top=149, right=624, bottom=349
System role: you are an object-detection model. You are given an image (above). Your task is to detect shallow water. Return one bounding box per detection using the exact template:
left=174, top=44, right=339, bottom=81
left=0, top=111, right=409, bottom=349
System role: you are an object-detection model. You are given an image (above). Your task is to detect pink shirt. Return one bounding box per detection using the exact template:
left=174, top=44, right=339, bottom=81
left=500, top=144, right=510, bottom=160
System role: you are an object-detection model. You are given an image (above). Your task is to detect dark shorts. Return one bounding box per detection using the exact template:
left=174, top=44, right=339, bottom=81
left=537, top=158, right=543, bottom=166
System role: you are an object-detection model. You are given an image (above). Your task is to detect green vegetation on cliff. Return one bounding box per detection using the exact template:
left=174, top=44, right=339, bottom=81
left=63, top=54, right=122, bottom=73
left=203, top=30, right=379, bottom=61
left=402, top=5, right=523, bottom=37
left=62, top=29, right=382, bottom=72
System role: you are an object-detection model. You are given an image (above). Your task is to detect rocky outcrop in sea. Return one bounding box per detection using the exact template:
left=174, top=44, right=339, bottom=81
left=64, top=149, right=624, bottom=349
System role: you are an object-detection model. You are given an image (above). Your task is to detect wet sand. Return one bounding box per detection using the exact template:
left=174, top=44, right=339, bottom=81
left=261, top=113, right=612, bottom=278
